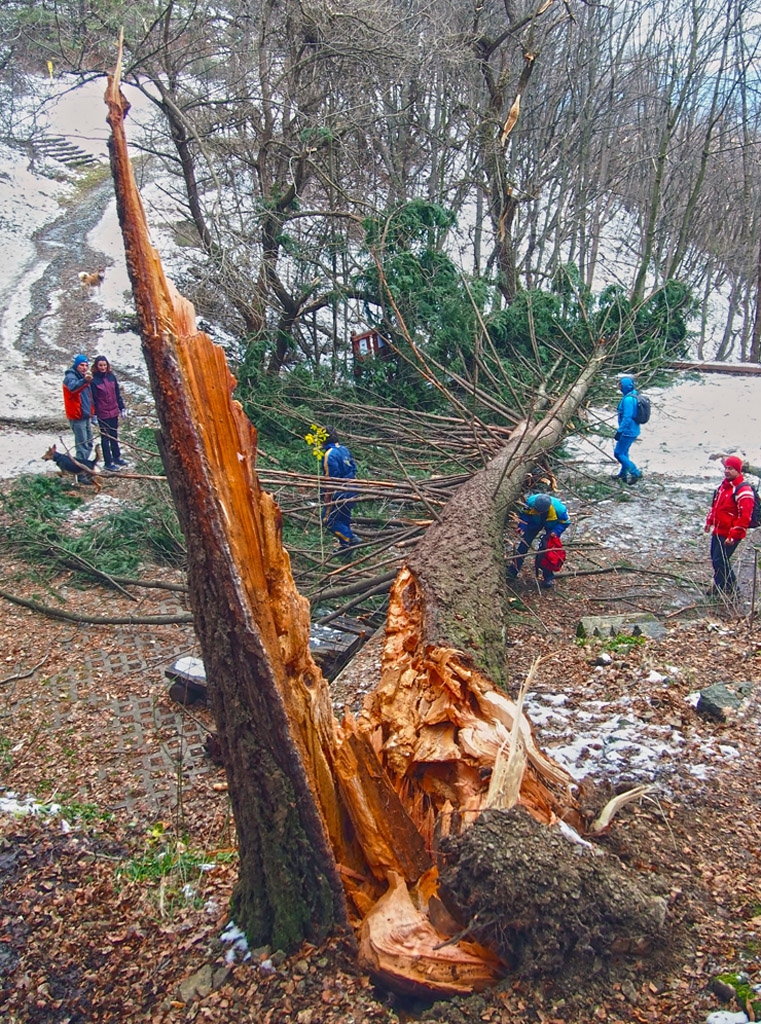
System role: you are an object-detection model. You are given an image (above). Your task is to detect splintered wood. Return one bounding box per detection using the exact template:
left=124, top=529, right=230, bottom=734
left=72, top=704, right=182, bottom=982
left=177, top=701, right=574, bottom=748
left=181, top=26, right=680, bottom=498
left=105, top=61, right=581, bottom=998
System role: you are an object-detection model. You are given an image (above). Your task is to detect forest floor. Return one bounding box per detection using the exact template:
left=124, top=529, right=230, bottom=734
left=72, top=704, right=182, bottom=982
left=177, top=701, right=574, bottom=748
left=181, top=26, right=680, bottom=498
left=1, top=468, right=760, bottom=1024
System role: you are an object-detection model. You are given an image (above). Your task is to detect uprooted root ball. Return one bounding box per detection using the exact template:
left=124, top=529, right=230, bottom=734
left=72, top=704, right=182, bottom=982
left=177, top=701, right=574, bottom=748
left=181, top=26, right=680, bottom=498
left=436, top=807, right=668, bottom=977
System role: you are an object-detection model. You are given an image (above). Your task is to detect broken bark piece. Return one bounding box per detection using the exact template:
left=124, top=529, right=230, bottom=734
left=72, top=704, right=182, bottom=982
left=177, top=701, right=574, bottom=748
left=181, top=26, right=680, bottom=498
left=358, top=871, right=502, bottom=996
left=357, top=568, right=583, bottom=843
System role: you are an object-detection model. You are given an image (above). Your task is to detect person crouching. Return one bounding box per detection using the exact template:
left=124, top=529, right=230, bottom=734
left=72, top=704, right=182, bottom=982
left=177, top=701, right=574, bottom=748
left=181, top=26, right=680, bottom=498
left=507, top=493, right=570, bottom=589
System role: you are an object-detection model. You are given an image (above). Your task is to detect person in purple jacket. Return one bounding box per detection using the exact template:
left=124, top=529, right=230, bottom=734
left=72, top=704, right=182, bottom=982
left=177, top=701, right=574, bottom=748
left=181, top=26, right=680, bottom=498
left=90, top=356, right=127, bottom=471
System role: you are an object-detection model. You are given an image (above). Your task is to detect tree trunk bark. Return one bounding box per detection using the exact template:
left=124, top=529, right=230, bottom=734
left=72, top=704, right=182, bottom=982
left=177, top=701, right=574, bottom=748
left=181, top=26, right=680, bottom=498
left=406, top=350, right=606, bottom=686
left=750, top=233, right=761, bottom=363
left=106, top=69, right=351, bottom=953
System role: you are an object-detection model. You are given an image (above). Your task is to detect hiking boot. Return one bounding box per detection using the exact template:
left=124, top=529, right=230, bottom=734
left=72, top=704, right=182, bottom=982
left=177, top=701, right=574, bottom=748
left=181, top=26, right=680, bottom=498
left=626, top=473, right=642, bottom=485
left=506, top=567, right=519, bottom=580
left=114, top=459, right=128, bottom=466
left=610, top=472, right=625, bottom=481
left=105, top=463, right=119, bottom=472
left=77, top=474, right=94, bottom=485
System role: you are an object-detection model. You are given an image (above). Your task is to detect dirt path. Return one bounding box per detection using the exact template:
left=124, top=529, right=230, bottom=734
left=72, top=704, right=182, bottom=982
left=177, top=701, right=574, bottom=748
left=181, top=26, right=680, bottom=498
left=21, top=174, right=121, bottom=372
left=0, top=158, right=149, bottom=476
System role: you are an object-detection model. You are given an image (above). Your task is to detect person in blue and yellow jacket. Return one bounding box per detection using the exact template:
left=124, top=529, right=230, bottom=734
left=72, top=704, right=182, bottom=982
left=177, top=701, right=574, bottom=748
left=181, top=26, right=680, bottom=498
left=507, top=493, right=570, bottom=588
left=320, top=427, right=360, bottom=550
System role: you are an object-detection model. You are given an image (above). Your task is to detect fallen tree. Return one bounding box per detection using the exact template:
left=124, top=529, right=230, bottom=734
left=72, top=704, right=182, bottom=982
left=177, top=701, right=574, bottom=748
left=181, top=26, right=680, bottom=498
left=106, top=53, right=664, bottom=999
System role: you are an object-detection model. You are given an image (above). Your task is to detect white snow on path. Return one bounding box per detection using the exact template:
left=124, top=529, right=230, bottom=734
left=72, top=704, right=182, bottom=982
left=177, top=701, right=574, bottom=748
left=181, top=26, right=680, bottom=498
left=0, top=81, right=187, bottom=484
left=0, top=78, right=155, bottom=433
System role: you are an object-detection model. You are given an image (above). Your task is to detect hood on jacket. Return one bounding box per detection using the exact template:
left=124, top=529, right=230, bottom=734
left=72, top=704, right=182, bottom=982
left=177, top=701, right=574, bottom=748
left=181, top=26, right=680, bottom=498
left=619, top=376, right=636, bottom=394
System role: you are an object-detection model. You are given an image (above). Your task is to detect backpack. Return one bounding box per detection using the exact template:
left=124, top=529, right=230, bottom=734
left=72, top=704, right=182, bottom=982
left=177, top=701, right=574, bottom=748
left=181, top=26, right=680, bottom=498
left=536, top=533, right=566, bottom=573
left=633, top=393, right=651, bottom=425
left=735, top=482, right=761, bottom=529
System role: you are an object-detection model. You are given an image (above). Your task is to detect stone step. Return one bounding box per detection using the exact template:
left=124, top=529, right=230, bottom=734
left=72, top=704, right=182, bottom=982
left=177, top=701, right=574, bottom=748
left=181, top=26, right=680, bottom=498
left=33, top=134, right=100, bottom=168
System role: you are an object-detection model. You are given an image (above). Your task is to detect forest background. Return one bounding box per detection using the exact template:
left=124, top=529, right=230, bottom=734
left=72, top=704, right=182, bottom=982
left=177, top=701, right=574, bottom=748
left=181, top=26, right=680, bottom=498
left=2, top=0, right=759, bottom=609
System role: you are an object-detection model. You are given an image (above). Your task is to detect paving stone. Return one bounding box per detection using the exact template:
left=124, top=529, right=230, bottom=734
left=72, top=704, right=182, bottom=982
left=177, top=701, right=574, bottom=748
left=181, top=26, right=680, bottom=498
left=5, top=626, right=216, bottom=814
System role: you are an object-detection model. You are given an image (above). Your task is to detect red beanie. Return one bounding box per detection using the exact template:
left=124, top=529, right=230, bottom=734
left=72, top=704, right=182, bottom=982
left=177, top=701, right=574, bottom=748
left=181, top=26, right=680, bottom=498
left=724, top=456, right=743, bottom=472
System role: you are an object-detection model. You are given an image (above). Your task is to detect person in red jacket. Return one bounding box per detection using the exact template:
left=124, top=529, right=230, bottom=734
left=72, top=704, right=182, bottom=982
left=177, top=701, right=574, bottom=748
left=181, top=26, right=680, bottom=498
left=62, top=354, right=95, bottom=482
left=704, top=455, right=755, bottom=595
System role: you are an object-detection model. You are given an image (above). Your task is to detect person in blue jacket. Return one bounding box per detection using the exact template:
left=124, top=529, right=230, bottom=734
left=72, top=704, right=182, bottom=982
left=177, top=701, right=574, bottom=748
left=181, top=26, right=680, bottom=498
left=613, top=376, right=642, bottom=484
left=320, top=427, right=360, bottom=550
left=507, top=493, right=570, bottom=588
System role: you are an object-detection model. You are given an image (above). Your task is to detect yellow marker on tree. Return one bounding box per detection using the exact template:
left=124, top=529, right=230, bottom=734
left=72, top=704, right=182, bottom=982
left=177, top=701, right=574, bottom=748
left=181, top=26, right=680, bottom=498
left=47, top=61, right=54, bottom=81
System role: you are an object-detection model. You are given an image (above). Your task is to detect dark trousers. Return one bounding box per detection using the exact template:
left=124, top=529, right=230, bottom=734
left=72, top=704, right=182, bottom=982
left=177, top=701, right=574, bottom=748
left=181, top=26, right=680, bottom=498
left=710, top=533, right=739, bottom=592
left=98, top=417, right=121, bottom=464
left=509, top=523, right=544, bottom=575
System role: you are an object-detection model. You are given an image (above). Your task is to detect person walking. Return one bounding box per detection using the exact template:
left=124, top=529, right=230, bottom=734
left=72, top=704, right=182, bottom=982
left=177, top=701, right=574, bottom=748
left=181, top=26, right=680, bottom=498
left=613, top=376, right=642, bottom=484
left=90, top=356, right=127, bottom=471
left=320, top=427, right=360, bottom=550
left=62, top=354, right=95, bottom=484
left=507, top=493, right=570, bottom=588
left=704, top=455, right=755, bottom=596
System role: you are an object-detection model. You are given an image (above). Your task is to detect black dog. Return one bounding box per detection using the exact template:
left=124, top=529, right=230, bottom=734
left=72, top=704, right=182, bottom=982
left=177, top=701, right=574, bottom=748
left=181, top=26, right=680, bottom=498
left=43, top=444, right=102, bottom=492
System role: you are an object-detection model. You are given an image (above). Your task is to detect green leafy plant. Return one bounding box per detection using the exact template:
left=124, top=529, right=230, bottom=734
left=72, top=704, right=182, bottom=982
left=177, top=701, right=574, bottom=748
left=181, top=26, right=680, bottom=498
left=117, top=823, right=235, bottom=912
left=715, top=973, right=761, bottom=1017
left=603, top=633, right=647, bottom=653
left=53, top=800, right=113, bottom=824
left=1, top=473, right=186, bottom=581
left=576, top=633, right=646, bottom=653
left=0, top=735, right=12, bottom=772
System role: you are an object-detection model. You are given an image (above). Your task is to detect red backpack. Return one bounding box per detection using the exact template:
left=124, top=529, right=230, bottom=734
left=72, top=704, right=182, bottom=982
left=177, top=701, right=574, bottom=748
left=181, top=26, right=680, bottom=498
left=537, top=534, right=566, bottom=573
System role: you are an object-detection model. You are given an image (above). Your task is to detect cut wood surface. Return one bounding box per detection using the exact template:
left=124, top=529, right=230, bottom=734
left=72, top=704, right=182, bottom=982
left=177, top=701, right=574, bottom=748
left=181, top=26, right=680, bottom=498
left=105, top=52, right=634, bottom=998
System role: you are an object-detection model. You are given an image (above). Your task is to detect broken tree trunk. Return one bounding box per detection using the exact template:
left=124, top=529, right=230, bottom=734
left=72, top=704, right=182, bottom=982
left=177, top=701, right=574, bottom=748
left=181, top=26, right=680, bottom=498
left=105, top=59, right=657, bottom=1000
left=105, top=67, right=351, bottom=952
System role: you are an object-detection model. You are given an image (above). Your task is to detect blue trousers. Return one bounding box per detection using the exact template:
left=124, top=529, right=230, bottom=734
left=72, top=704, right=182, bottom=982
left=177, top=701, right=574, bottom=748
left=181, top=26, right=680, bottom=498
left=710, top=534, right=739, bottom=592
left=614, top=434, right=640, bottom=480
left=69, top=417, right=93, bottom=462
left=322, top=492, right=359, bottom=548
left=509, top=524, right=548, bottom=577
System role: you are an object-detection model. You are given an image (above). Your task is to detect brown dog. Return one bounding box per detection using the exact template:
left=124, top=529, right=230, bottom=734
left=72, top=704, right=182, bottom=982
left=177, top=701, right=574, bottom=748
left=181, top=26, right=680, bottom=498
left=43, top=444, right=102, bottom=493
left=78, top=269, right=105, bottom=294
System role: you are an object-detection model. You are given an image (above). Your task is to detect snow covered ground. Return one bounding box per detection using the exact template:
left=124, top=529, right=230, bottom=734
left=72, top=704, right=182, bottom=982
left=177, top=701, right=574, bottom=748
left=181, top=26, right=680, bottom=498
left=0, top=77, right=181, bottom=476
left=587, top=375, right=761, bottom=482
